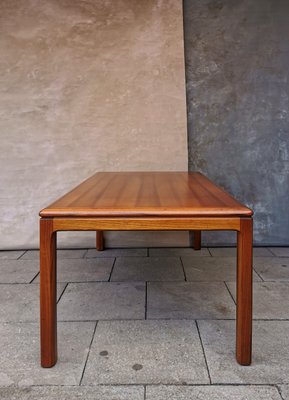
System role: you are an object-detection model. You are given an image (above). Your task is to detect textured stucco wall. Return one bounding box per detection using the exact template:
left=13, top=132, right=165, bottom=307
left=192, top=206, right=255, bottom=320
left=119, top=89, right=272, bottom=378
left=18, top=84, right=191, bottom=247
left=184, top=0, right=289, bottom=245
left=1, top=0, right=288, bottom=249
left=0, top=0, right=188, bottom=249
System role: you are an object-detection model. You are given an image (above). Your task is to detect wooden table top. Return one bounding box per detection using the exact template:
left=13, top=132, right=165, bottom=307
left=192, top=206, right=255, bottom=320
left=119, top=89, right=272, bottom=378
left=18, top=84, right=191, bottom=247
left=40, top=172, right=253, bottom=218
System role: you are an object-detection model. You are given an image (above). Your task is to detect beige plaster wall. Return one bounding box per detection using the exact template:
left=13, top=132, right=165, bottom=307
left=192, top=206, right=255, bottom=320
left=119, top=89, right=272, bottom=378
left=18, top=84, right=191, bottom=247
left=0, top=0, right=188, bottom=249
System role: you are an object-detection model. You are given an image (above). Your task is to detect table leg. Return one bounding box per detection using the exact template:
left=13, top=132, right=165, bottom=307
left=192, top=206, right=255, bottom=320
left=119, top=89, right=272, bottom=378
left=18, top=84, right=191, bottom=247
left=191, top=230, right=201, bottom=250
left=96, top=230, right=104, bottom=251
left=40, top=218, right=57, bottom=367
left=236, top=218, right=253, bottom=365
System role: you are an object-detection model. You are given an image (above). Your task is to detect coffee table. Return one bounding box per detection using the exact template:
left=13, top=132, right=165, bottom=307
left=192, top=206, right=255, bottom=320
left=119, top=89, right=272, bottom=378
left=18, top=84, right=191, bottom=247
left=39, top=171, right=253, bottom=368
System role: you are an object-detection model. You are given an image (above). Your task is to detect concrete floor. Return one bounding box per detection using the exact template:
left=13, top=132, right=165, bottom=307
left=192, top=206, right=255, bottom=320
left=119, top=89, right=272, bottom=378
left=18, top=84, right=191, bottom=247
left=0, top=247, right=289, bottom=399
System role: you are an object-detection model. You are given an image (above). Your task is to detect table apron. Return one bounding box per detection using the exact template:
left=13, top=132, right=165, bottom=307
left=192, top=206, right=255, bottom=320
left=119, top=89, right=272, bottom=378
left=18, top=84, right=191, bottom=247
left=50, top=217, right=242, bottom=232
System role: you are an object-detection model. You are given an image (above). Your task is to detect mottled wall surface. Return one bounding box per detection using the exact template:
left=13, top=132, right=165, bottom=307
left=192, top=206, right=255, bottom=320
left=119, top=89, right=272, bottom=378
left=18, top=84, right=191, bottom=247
left=2, top=0, right=288, bottom=249
left=0, top=0, right=188, bottom=249
left=184, top=0, right=289, bottom=245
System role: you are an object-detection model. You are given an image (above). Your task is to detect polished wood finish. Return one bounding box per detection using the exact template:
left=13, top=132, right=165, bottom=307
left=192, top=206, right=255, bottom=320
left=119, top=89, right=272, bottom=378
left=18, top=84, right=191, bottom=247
left=192, top=230, right=201, bottom=250
left=40, top=218, right=57, bottom=367
left=40, top=172, right=252, bottom=218
left=39, top=171, right=253, bottom=367
left=96, top=231, right=104, bottom=251
left=52, top=217, right=241, bottom=231
left=236, top=218, right=253, bottom=365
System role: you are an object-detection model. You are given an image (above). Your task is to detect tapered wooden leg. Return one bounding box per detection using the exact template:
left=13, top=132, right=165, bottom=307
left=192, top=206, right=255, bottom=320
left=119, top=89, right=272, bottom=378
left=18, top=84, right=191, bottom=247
left=236, top=218, right=253, bottom=365
left=191, top=230, right=201, bottom=250
left=40, top=218, right=57, bottom=367
left=96, top=230, right=104, bottom=251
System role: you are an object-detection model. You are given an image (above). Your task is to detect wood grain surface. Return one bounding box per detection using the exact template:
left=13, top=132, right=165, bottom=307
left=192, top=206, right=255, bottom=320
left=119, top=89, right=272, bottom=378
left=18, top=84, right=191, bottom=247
left=236, top=218, right=253, bottom=365
left=40, top=172, right=253, bottom=218
left=40, top=218, right=57, bottom=367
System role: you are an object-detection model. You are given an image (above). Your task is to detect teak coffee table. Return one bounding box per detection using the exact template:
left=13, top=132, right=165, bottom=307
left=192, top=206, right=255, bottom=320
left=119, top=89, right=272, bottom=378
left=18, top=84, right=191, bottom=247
left=39, top=171, right=253, bottom=368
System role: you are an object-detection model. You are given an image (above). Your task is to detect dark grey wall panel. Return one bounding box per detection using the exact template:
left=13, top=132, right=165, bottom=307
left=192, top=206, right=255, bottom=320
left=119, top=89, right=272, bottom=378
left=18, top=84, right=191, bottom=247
left=184, top=0, right=289, bottom=245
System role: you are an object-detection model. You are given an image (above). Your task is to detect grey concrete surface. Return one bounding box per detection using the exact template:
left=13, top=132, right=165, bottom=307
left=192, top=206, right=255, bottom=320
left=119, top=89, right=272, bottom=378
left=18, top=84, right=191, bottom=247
left=278, top=385, right=289, bottom=400
left=0, top=386, right=144, bottom=400
left=21, top=249, right=87, bottom=260
left=184, top=0, right=289, bottom=246
left=86, top=248, right=147, bottom=258
left=0, top=283, right=66, bottom=322
left=269, top=248, right=289, bottom=257
left=147, top=282, right=235, bottom=319
left=253, top=257, right=289, bottom=281
left=182, top=256, right=261, bottom=281
left=105, top=231, right=190, bottom=249
left=58, top=282, right=146, bottom=321
left=0, top=246, right=288, bottom=395
left=209, top=247, right=273, bottom=257
left=1, top=0, right=288, bottom=251
left=82, top=320, right=209, bottom=385
left=0, top=259, right=39, bottom=283
left=0, top=251, right=25, bottom=260
left=149, top=247, right=211, bottom=257
left=198, top=320, right=289, bottom=384
left=34, top=258, right=114, bottom=283
left=146, top=385, right=282, bottom=400
left=227, top=282, right=289, bottom=319
left=0, top=0, right=188, bottom=250
left=0, top=322, right=95, bottom=386
left=111, top=257, right=185, bottom=282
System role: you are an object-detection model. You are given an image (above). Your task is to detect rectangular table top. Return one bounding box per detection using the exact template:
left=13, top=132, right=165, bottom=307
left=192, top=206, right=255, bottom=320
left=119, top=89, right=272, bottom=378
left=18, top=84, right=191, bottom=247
left=40, top=172, right=253, bottom=218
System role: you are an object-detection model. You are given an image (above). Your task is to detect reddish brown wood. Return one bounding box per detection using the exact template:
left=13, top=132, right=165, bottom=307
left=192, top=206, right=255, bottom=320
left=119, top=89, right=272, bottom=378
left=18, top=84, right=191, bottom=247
left=96, top=230, right=104, bottom=251
left=192, top=230, right=201, bottom=250
left=39, top=171, right=253, bottom=367
left=40, top=172, right=253, bottom=218
left=40, top=218, right=57, bottom=368
left=236, top=217, right=253, bottom=365
left=53, top=217, right=241, bottom=231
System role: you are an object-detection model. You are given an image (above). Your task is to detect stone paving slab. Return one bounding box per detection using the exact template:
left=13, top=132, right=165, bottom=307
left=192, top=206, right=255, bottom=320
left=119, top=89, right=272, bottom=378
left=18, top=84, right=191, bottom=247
left=0, top=386, right=144, bottom=400
left=0, top=321, right=95, bottom=386
left=146, top=385, right=282, bottom=399
left=278, top=385, right=289, bottom=400
left=86, top=248, right=147, bottom=258
left=0, top=250, right=25, bottom=260
left=21, top=249, right=87, bottom=260
left=209, top=247, right=273, bottom=257
left=253, top=257, right=289, bottom=281
left=147, top=282, right=235, bottom=319
left=34, top=258, right=114, bottom=283
left=111, top=257, right=185, bottom=282
left=149, top=247, right=211, bottom=257
left=0, top=283, right=66, bottom=322
left=182, top=256, right=261, bottom=282
left=198, top=320, right=289, bottom=384
left=82, top=320, right=209, bottom=385
left=269, top=248, right=289, bottom=257
left=227, top=282, right=289, bottom=319
left=58, top=282, right=145, bottom=321
left=0, top=259, right=39, bottom=283
left=104, top=231, right=189, bottom=248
